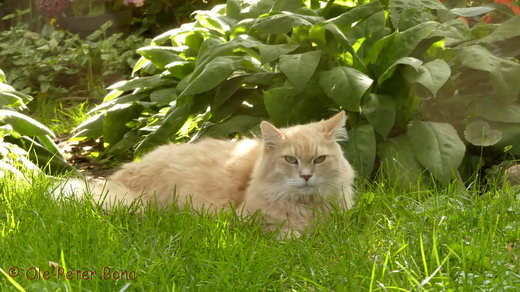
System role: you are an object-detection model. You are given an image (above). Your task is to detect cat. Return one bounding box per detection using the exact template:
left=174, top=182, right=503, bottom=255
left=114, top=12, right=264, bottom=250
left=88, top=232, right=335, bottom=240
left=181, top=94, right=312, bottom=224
left=55, top=111, right=356, bottom=237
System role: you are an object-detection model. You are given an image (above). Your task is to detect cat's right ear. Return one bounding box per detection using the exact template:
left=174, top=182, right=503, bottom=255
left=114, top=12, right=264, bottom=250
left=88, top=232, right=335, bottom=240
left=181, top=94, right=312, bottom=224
left=260, top=121, right=284, bottom=149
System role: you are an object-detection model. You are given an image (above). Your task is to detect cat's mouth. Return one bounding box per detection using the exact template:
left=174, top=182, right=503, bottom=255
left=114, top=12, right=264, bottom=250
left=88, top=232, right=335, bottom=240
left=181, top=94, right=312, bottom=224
left=297, top=183, right=316, bottom=190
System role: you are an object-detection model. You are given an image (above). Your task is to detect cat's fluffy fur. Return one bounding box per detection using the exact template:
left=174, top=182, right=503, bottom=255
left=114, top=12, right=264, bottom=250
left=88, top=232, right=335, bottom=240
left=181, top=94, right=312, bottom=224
left=56, top=111, right=355, bottom=236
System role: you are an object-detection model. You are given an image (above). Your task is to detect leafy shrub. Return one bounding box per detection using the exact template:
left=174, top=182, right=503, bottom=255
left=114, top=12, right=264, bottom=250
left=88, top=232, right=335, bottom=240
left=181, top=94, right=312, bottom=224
left=76, top=0, right=520, bottom=185
left=0, top=22, right=146, bottom=99
left=134, top=0, right=223, bottom=35
left=0, top=69, right=72, bottom=175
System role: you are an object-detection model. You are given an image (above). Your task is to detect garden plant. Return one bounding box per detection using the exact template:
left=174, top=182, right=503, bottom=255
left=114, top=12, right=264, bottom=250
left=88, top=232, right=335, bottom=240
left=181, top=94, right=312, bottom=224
left=75, top=0, right=520, bottom=186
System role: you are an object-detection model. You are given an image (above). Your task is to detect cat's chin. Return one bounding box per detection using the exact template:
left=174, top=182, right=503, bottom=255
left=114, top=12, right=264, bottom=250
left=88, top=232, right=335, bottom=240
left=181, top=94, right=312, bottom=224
left=293, top=185, right=317, bottom=196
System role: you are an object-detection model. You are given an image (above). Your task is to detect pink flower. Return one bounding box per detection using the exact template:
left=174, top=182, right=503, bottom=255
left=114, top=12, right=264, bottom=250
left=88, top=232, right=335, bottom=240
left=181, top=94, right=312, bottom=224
left=123, top=0, right=144, bottom=7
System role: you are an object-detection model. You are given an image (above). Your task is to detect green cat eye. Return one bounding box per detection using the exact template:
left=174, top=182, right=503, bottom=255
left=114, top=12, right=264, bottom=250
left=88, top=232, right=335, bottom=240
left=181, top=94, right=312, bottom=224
left=284, top=156, right=298, bottom=164
left=314, top=155, right=326, bottom=164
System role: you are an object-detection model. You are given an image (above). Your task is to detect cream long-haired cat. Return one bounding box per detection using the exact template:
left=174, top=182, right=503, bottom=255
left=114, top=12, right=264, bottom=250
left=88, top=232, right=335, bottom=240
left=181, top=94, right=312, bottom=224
left=57, top=111, right=355, bottom=237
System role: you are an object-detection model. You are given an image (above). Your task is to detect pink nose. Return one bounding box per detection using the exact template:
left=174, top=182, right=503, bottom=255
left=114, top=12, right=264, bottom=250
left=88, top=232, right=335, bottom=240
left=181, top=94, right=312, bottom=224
left=300, top=174, right=312, bottom=181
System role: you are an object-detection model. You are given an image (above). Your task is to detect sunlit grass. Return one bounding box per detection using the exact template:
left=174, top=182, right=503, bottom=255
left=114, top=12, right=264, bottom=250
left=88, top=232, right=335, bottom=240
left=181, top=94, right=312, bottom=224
left=0, top=172, right=519, bottom=291
left=30, top=99, right=90, bottom=136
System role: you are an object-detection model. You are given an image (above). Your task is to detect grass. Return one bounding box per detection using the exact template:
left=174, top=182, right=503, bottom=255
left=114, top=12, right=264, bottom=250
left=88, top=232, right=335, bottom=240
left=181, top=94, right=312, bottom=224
left=30, top=99, right=91, bottom=136
left=0, top=173, right=519, bottom=291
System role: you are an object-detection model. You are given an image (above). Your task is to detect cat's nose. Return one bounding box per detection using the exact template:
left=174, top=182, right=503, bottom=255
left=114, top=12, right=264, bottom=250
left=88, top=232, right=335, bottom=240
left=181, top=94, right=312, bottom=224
left=300, top=174, right=312, bottom=181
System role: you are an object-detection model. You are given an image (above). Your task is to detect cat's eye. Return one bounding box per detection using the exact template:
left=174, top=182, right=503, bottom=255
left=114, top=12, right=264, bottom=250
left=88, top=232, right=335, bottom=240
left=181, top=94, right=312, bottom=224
left=284, top=156, right=298, bottom=164
left=314, top=155, right=326, bottom=164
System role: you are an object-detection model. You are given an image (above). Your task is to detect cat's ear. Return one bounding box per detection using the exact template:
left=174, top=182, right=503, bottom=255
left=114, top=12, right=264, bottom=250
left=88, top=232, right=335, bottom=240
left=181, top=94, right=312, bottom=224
left=322, top=111, right=347, bottom=141
left=261, top=121, right=284, bottom=149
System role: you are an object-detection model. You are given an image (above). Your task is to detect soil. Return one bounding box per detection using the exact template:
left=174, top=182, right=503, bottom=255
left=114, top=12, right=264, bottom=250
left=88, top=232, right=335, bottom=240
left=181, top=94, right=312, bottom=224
left=56, top=136, right=116, bottom=179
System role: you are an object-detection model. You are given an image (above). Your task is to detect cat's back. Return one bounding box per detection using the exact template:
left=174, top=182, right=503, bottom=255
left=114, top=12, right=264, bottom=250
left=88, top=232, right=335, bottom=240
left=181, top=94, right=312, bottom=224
left=111, top=138, right=262, bottom=207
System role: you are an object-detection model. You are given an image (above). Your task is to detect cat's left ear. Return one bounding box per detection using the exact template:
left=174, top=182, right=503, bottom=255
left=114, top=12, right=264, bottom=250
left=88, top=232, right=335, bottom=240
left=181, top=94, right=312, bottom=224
left=322, top=111, right=347, bottom=141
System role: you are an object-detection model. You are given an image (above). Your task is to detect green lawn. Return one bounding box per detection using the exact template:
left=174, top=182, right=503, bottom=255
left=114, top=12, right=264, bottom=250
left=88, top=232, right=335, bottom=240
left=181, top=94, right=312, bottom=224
left=1, top=173, right=519, bottom=291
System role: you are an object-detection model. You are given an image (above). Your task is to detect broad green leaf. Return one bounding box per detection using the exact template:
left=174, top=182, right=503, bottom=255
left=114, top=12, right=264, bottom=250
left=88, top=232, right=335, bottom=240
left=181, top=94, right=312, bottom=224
left=165, top=61, right=195, bottom=79
left=137, top=46, right=186, bottom=69
left=472, top=100, right=520, bottom=123
left=151, top=27, right=181, bottom=45
left=479, top=16, right=520, bottom=43
left=0, top=83, right=15, bottom=92
left=205, top=115, right=262, bottom=138
left=404, top=59, right=451, bottom=96
left=103, top=103, right=144, bottom=146
left=0, top=89, right=31, bottom=104
left=194, top=36, right=262, bottom=69
left=398, top=8, right=435, bottom=31
left=259, top=44, right=299, bottom=64
left=18, top=136, right=73, bottom=174
left=376, top=21, right=438, bottom=76
left=0, top=92, right=24, bottom=108
left=319, top=23, right=368, bottom=72
left=252, top=13, right=313, bottom=34
left=389, top=0, right=446, bottom=28
left=365, top=32, right=397, bottom=65
left=362, top=94, right=396, bottom=139
left=344, top=10, right=386, bottom=58
left=450, top=6, right=495, bottom=17
left=109, top=75, right=175, bottom=91
left=36, top=134, right=62, bottom=158
left=279, top=50, right=321, bottom=88
left=490, top=60, right=520, bottom=102
left=107, top=130, right=140, bottom=157
left=244, top=72, right=283, bottom=85
left=72, top=112, right=104, bottom=140
left=407, top=120, right=466, bottom=184
left=454, top=45, right=520, bottom=102
left=194, top=10, right=234, bottom=34
left=226, top=0, right=241, bottom=19
left=274, top=0, right=305, bottom=12
left=90, top=92, right=149, bottom=114
left=263, top=86, right=325, bottom=126
left=136, top=102, right=192, bottom=154
left=327, top=1, right=383, bottom=27
left=377, top=135, right=426, bottom=187
left=378, top=57, right=423, bottom=86
left=454, top=45, right=503, bottom=71
left=430, top=18, right=471, bottom=46
left=464, top=120, right=502, bottom=146
left=239, top=0, right=275, bottom=19
left=319, top=66, right=373, bottom=111
left=0, top=69, right=5, bottom=83
left=342, top=124, right=376, bottom=178
left=132, top=56, right=152, bottom=76
left=181, top=56, right=248, bottom=96
left=213, top=76, right=246, bottom=110
left=150, top=88, right=178, bottom=106
left=0, top=110, right=54, bottom=138
left=494, top=124, right=520, bottom=155
left=103, top=89, right=124, bottom=102
left=212, top=89, right=256, bottom=121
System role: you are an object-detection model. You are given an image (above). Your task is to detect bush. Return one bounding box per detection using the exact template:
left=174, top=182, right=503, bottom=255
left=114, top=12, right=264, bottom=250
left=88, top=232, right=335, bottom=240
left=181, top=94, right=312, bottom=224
left=0, top=69, right=72, bottom=175
left=0, top=22, right=147, bottom=99
left=76, top=0, right=520, bottom=185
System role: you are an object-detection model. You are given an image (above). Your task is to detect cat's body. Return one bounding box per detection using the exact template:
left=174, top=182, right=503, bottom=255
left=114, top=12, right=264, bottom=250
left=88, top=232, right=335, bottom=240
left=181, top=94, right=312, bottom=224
left=57, top=111, right=355, bottom=236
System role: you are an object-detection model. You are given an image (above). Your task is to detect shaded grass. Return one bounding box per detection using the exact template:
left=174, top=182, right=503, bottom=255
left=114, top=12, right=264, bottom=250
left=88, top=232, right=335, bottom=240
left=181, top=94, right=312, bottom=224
left=0, top=173, right=519, bottom=291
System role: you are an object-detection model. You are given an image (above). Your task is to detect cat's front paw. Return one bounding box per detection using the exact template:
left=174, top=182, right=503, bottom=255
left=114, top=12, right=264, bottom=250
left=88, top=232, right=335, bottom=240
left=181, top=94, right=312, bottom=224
left=276, top=227, right=302, bottom=239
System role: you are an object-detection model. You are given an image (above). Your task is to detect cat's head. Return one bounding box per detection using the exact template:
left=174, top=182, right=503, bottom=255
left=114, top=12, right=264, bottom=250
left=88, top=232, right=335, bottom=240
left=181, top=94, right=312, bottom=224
left=258, top=111, right=351, bottom=196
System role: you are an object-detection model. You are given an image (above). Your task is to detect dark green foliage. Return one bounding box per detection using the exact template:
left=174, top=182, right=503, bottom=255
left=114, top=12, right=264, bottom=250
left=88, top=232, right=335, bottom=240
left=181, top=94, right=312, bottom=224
left=0, top=22, right=146, bottom=100
left=0, top=69, right=72, bottom=175
left=77, top=0, right=520, bottom=185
